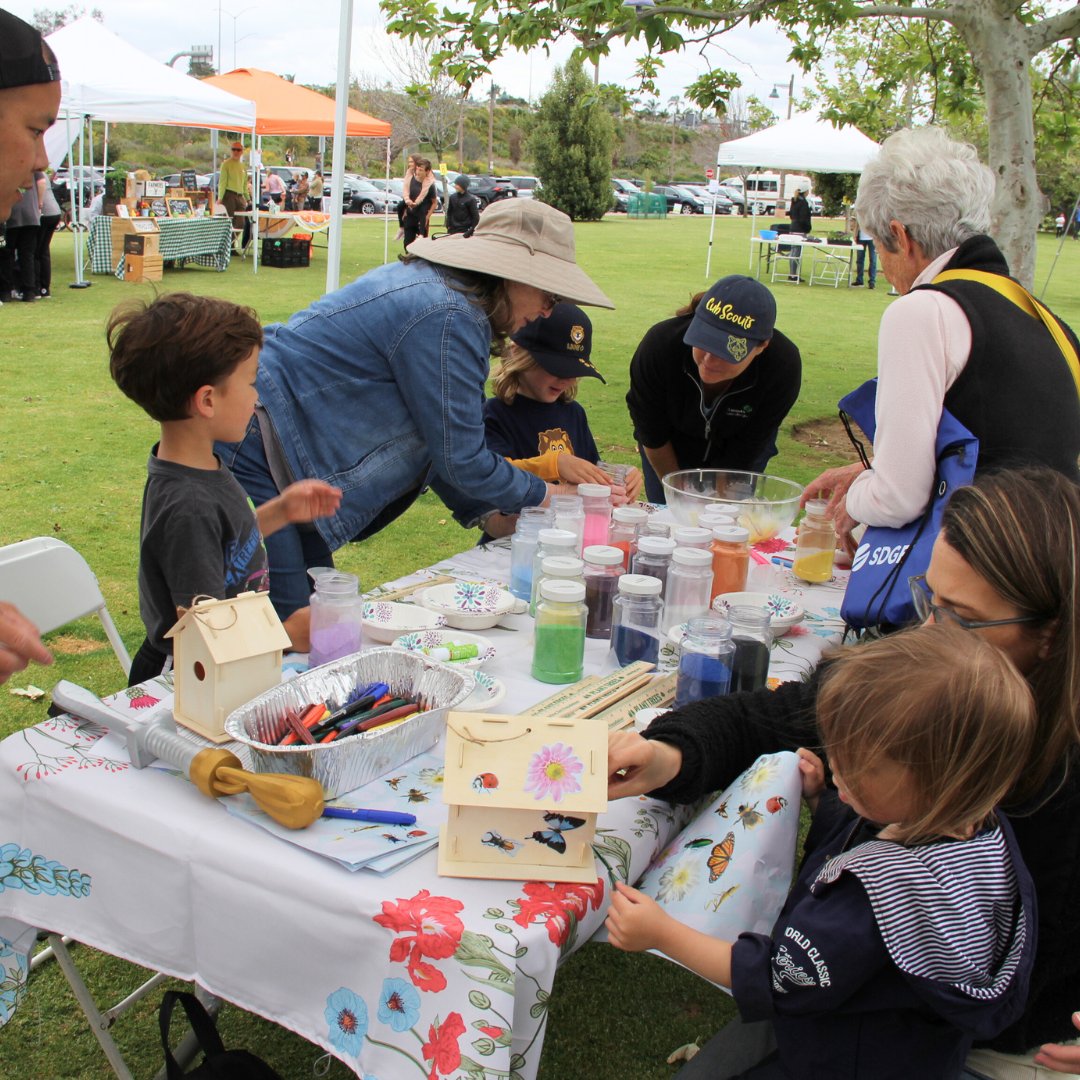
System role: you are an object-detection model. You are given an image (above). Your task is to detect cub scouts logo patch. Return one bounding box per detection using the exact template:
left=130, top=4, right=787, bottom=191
left=727, top=334, right=749, bottom=362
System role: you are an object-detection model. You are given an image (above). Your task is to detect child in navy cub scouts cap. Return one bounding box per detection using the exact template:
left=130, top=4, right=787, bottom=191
left=483, top=303, right=642, bottom=500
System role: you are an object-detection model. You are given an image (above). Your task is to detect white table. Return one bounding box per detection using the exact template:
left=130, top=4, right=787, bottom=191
left=0, top=528, right=847, bottom=1078
left=749, top=235, right=857, bottom=287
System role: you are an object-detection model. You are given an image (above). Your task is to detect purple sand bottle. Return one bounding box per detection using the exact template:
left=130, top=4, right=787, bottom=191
left=307, top=568, right=364, bottom=668
left=675, top=615, right=734, bottom=707
left=728, top=605, right=773, bottom=693
left=531, top=579, right=587, bottom=684
left=583, top=545, right=624, bottom=640
left=610, top=574, right=664, bottom=667
left=631, top=535, right=676, bottom=592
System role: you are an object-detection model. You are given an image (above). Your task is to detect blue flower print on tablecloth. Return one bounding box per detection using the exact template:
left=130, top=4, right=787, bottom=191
left=0, top=937, right=29, bottom=1026
left=324, top=986, right=368, bottom=1057
left=377, top=977, right=420, bottom=1031
left=0, top=843, right=91, bottom=897
left=805, top=606, right=845, bottom=639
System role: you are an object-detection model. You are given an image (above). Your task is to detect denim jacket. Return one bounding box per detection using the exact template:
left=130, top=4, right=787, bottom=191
left=253, top=259, right=547, bottom=549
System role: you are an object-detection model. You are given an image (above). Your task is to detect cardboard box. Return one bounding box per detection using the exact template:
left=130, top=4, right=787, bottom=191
left=110, top=218, right=161, bottom=264
left=123, top=254, right=163, bottom=283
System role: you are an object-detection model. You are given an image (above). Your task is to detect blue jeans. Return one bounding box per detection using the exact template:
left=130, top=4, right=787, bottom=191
left=218, top=416, right=332, bottom=621
left=856, top=239, right=876, bottom=285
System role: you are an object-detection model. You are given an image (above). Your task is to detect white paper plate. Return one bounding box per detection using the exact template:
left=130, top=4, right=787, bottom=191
left=454, top=670, right=507, bottom=712
left=712, top=591, right=805, bottom=633
left=391, top=629, right=496, bottom=670
left=361, top=601, right=446, bottom=644
left=418, top=581, right=519, bottom=629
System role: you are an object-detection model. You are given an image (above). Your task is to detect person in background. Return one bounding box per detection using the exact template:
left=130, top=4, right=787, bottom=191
left=264, top=169, right=286, bottom=209
left=310, top=170, right=325, bottom=213
left=485, top=302, right=641, bottom=499
left=626, top=275, right=802, bottom=504
left=401, top=156, right=435, bottom=250
left=802, top=127, right=1080, bottom=550
left=847, top=205, right=877, bottom=289
left=292, top=170, right=309, bottom=212
left=217, top=140, right=250, bottom=248
left=0, top=176, right=40, bottom=302
left=1055, top=211, right=1066, bottom=238
left=0, top=8, right=62, bottom=673
left=606, top=468, right=1080, bottom=1080
left=34, top=169, right=61, bottom=297
left=445, top=174, right=479, bottom=237
left=609, top=625, right=1038, bottom=1080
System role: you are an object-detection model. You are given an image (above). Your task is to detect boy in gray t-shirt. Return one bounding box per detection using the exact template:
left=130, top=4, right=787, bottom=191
left=108, top=292, right=341, bottom=685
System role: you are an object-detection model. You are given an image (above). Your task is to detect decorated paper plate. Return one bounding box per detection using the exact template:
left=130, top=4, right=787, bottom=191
left=391, top=629, right=497, bottom=670
left=418, top=581, right=520, bottom=629
left=361, top=601, right=446, bottom=644
left=454, top=670, right=507, bottom=712
left=712, top=591, right=804, bottom=633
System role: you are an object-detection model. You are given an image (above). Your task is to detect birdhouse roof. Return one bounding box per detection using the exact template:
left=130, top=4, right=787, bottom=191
left=443, top=712, right=608, bottom=814
left=164, top=591, right=290, bottom=663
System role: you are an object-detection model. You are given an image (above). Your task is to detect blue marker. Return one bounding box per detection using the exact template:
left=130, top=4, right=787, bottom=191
left=321, top=807, right=417, bottom=826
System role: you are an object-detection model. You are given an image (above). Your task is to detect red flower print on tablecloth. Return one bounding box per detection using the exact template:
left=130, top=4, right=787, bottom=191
left=123, top=687, right=160, bottom=709
left=478, top=1024, right=504, bottom=1039
left=753, top=536, right=790, bottom=555
left=421, top=1011, right=466, bottom=1079
left=510, top=878, right=605, bottom=946
left=373, top=889, right=464, bottom=992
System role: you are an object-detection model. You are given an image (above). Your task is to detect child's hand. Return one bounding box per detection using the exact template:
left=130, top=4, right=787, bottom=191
left=280, top=480, right=342, bottom=524
left=797, top=747, right=826, bottom=810
left=556, top=454, right=614, bottom=488
left=623, top=467, right=643, bottom=503
left=606, top=881, right=666, bottom=953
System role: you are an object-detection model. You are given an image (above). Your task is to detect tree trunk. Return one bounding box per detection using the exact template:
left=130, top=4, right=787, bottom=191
left=956, top=0, right=1041, bottom=288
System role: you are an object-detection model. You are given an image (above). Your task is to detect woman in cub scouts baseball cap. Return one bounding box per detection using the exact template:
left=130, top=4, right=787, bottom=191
left=626, top=275, right=802, bottom=503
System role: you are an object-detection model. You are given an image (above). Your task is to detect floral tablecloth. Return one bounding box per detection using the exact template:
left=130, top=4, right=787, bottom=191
left=0, top=528, right=846, bottom=1078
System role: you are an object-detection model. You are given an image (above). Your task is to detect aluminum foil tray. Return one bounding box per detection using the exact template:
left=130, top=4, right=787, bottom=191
left=224, top=647, right=473, bottom=798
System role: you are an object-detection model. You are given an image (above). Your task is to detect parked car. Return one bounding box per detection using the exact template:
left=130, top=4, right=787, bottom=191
left=654, top=184, right=704, bottom=214
left=679, top=184, right=736, bottom=214
left=612, top=177, right=643, bottom=196
left=160, top=172, right=212, bottom=189
left=344, top=177, right=396, bottom=215
left=497, top=175, right=541, bottom=199
left=611, top=187, right=631, bottom=213
left=807, top=193, right=824, bottom=215
left=718, top=182, right=746, bottom=208
left=466, top=175, right=518, bottom=209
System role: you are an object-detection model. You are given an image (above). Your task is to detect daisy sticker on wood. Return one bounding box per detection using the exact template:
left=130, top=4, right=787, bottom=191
left=439, top=712, right=608, bottom=883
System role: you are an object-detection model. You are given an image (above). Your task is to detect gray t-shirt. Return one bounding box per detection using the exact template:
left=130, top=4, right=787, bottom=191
left=138, top=448, right=269, bottom=653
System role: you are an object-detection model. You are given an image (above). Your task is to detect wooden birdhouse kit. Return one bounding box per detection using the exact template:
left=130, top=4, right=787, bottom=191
left=165, top=592, right=291, bottom=743
left=438, top=712, right=608, bottom=883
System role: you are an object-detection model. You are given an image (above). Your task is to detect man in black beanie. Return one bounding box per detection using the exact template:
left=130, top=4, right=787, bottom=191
left=0, top=8, right=62, bottom=221
left=0, top=7, right=57, bottom=682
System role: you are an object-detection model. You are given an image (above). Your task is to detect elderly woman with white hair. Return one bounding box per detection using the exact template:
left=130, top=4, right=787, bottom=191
left=804, top=127, right=1080, bottom=546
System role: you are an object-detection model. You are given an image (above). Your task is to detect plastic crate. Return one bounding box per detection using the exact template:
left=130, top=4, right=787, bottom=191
left=261, top=237, right=310, bottom=268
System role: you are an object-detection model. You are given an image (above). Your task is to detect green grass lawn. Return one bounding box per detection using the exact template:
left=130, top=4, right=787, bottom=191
left=2, top=213, right=1078, bottom=1078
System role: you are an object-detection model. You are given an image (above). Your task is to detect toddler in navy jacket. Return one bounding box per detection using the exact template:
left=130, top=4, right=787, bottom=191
left=607, top=624, right=1038, bottom=1079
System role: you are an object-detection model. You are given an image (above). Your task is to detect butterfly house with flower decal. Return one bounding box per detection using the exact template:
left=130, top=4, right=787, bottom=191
left=438, top=712, right=608, bottom=883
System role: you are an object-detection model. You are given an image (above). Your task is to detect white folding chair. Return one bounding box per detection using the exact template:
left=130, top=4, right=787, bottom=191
left=0, top=536, right=131, bottom=677
left=0, top=538, right=211, bottom=1076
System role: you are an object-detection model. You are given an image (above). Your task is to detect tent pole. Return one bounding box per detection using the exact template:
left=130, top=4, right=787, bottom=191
left=326, top=0, right=355, bottom=296
left=384, top=137, right=390, bottom=267
left=253, top=135, right=261, bottom=274
left=102, top=121, right=109, bottom=174
left=70, top=115, right=91, bottom=289
left=705, top=189, right=718, bottom=280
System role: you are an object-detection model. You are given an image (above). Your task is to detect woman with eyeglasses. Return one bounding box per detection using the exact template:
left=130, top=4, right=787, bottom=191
left=608, top=467, right=1080, bottom=1079
left=216, top=199, right=612, bottom=624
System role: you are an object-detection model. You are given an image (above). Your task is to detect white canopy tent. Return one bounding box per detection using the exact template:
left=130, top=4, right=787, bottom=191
left=42, top=18, right=257, bottom=286
left=710, top=115, right=881, bottom=277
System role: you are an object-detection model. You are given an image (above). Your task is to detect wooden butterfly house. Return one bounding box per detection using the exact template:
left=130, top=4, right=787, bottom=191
left=438, top=712, right=608, bottom=883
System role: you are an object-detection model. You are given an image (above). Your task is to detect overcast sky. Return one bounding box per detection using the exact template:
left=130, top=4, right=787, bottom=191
left=5, top=0, right=807, bottom=115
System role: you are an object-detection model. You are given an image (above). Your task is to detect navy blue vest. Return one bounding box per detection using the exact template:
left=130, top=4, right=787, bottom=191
left=915, top=235, right=1080, bottom=482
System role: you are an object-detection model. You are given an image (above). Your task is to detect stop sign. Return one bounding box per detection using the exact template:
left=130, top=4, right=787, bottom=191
left=706, top=167, right=715, bottom=178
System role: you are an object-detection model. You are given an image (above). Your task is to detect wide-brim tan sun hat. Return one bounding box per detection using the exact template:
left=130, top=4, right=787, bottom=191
left=407, top=199, right=614, bottom=309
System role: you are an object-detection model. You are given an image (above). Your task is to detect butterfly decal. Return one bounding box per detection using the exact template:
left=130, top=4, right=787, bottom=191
left=527, top=812, right=586, bottom=855
left=481, top=830, right=521, bottom=855
left=707, top=832, right=736, bottom=882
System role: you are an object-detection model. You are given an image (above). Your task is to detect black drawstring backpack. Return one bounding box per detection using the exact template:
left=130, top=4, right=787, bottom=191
left=159, top=990, right=285, bottom=1080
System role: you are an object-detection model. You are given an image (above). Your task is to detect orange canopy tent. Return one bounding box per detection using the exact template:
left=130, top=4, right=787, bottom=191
left=203, top=68, right=390, bottom=137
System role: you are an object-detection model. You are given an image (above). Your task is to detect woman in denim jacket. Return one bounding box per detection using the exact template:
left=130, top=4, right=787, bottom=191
left=217, top=199, right=613, bottom=622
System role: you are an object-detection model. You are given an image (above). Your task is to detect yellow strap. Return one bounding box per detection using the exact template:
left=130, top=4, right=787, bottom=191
left=933, top=268, right=1080, bottom=396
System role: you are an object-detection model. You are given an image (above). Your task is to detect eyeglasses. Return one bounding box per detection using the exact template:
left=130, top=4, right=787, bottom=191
left=908, top=575, right=1044, bottom=631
